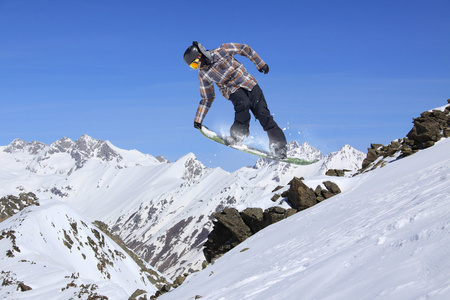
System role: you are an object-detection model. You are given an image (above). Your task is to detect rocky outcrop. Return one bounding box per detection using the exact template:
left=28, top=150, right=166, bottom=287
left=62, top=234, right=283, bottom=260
left=281, top=177, right=342, bottom=206
left=203, top=177, right=341, bottom=263
left=203, top=206, right=297, bottom=263
left=360, top=99, right=450, bottom=173
left=406, top=103, right=450, bottom=149
left=0, top=193, right=39, bottom=222
left=213, top=208, right=253, bottom=243
left=325, top=169, right=350, bottom=177
left=93, top=221, right=169, bottom=291
left=360, top=141, right=408, bottom=171
left=283, top=177, right=317, bottom=210
left=155, top=156, right=170, bottom=163
left=203, top=208, right=250, bottom=263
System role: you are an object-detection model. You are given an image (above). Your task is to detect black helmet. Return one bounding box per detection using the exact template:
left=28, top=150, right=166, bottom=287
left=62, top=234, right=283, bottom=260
left=184, top=41, right=212, bottom=67
left=183, top=43, right=200, bottom=66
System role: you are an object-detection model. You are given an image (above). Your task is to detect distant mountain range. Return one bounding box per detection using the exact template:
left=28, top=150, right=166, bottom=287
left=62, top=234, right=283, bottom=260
left=0, top=134, right=365, bottom=282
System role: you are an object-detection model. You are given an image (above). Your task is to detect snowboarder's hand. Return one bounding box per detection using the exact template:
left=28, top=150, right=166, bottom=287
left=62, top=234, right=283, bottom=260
left=258, top=64, right=269, bottom=74
left=194, top=122, right=202, bottom=129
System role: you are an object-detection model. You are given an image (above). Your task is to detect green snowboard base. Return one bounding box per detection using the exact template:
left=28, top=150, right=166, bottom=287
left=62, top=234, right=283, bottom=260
left=199, top=125, right=318, bottom=166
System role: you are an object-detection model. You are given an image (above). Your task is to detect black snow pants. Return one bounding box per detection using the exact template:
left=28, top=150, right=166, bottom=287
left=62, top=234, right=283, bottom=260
left=229, top=84, right=287, bottom=149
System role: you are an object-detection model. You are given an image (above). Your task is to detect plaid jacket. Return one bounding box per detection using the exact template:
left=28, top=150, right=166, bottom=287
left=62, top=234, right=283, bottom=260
left=194, top=43, right=266, bottom=124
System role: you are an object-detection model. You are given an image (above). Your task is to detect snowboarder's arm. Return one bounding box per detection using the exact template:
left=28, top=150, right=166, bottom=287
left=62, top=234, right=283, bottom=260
left=221, top=43, right=266, bottom=71
left=194, top=74, right=215, bottom=124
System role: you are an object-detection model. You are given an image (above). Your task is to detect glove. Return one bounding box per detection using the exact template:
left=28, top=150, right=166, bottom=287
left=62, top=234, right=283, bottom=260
left=258, top=64, right=269, bottom=74
left=194, top=122, right=202, bottom=129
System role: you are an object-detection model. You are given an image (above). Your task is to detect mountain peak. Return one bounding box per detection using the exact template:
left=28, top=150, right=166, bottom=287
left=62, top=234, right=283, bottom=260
left=253, top=140, right=323, bottom=169
left=174, top=153, right=208, bottom=182
left=321, top=144, right=365, bottom=172
left=62, top=135, right=121, bottom=168
left=48, top=135, right=123, bottom=169
left=48, top=137, right=75, bottom=154
left=287, top=140, right=323, bottom=161
left=76, top=134, right=99, bottom=145
left=74, top=134, right=102, bottom=149
left=3, top=138, right=47, bottom=155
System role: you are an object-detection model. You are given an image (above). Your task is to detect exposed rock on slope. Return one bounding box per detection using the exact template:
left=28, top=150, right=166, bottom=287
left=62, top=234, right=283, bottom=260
left=407, top=102, right=450, bottom=148
left=0, top=193, right=39, bottom=222
left=360, top=99, right=450, bottom=173
left=203, top=177, right=342, bottom=263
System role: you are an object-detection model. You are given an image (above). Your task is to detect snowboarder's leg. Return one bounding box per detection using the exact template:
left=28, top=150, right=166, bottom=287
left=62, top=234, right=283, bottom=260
left=249, top=85, right=287, bottom=152
left=229, top=88, right=251, bottom=143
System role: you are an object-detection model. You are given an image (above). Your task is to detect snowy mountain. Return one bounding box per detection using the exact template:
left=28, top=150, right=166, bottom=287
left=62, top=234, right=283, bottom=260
left=1, top=101, right=449, bottom=299
left=159, top=136, right=450, bottom=300
left=0, top=134, right=364, bottom=283
left=321, top=144, right=367, bottom=172
left=0, top=199, right=160, bottom=299
left=2, top=135, right=161, bottom=176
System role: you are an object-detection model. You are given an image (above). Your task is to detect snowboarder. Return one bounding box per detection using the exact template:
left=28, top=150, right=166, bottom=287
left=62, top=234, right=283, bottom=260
left=183, top=41, right=287, bottom=159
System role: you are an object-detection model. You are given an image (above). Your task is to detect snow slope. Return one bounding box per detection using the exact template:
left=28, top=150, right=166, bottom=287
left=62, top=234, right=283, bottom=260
left=0, top=199, right=158, bottom=299
left=159, top=138, right=450, bottom=300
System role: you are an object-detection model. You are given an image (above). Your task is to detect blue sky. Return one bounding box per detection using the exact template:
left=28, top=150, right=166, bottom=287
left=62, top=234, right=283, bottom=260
left=1, top=0, right=449, bottom=172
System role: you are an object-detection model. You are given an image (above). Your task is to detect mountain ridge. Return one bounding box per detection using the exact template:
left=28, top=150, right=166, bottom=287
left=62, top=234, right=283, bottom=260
left=0, top=198, right=161, bottom=299
left=0, top=133, right=365, bottom=281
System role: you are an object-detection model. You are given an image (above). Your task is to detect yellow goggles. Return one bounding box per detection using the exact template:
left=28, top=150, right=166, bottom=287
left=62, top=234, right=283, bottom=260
left=189, top=58, right=200, bottom=69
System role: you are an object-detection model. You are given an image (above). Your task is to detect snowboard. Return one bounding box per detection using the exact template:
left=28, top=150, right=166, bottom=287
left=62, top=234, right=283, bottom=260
left=199, top=125, right=318, bottom=165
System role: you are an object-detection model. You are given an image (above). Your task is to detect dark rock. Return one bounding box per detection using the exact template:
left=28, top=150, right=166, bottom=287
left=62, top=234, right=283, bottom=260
left=271, top=186, right=284, bottom=192
left=325, top=169, right=337, bottom=176
left=361, top=148, right=380, bottom=169
left=371, top=143, right=384, bottom=149
left=314, top=185, right=323, bottom=197
left=286, top=177, right=317, bottom=210
left=385, top=144, right=398, bottom=157
left=173, top=275, right=186, bottom=286
left=213, top=208, right=252, bottom=243
left=263, top=207, right=287, bottom=225
left=285, top=208, right=297, bottom=218
left=406, top=109, right=449, bottom=150
left=316, top=196, right=326, bottom=202
left=160, top=284, right=171, bottom=293
left=204, top=205, right=298, bottom=263
left=325, top=169, right=347, bottom=177
left=321, top=189, right=334, bottom=199
left=129, top=289, right=146, bottom=300
left=240, top=208, right=265, bottom=234
left=203, top=220, right=235, bottom=263
left=400, top=146, right=414, bottom=157
left=271, top=194, right=281, bottom=202
left=204, top=208, right=253, bottom=263
left=17, top=282, right=32, bottom=292
left=151, top=291, right=162, bottom=300
left=323, top=181, right=341, bottom=195
left=444, top=128, right=450, bottom=138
